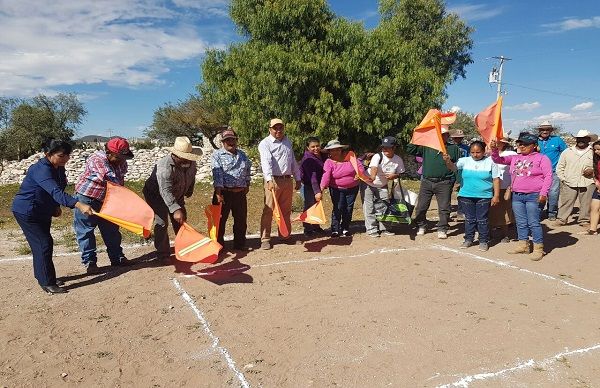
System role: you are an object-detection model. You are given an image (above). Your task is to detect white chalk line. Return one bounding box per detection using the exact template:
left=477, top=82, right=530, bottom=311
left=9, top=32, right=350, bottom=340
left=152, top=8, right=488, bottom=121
left=177, top=246, right=425, bottom=278
left=172, top=278, right=250, bottom=388
left=437, top=343, right=600, bottom=387
left=432, top=244, right=598, bottom=294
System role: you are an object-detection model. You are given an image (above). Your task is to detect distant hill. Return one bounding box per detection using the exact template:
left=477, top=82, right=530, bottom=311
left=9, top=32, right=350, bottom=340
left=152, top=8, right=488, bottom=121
left=76, top=135, right=110, bottom=143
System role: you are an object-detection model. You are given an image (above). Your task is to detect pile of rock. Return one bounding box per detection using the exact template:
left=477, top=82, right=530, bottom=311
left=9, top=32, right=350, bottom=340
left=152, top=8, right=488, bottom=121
left=0, top=145, right=262, bottom=185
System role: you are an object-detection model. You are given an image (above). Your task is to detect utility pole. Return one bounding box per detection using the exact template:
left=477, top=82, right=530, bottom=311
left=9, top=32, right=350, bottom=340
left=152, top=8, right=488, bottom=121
left=488, top=55, right=511, bottom=99
left=107, top=128, right=113, bottom=138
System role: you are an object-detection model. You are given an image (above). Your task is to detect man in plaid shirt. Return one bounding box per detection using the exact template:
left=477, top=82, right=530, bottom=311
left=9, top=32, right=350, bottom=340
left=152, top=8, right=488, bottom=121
left=73, top=137, right=133, bottom=274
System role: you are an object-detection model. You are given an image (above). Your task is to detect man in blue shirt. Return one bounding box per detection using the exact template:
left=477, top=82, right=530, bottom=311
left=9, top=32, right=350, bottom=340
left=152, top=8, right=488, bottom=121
left=212, top=128, right=252, bottom=250
left=537, top=121, right=567, bottom=220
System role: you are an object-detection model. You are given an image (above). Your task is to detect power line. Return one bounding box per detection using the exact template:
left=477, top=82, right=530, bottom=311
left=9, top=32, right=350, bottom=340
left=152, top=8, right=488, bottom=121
left=503, top=82, right=598, bottom=102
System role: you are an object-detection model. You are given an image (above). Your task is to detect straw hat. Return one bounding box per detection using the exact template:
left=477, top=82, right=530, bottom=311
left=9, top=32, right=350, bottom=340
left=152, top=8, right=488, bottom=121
left=574, top=130, right=598, bottom=141
left=324, top=139, right=349, bottom=150
left=166, top=136, right=202, bottom=161
left=536, top=120, right=554, bottom=131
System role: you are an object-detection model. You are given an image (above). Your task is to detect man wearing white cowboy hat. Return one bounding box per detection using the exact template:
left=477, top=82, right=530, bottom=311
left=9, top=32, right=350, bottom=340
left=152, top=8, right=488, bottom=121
left=258, top=118, right=301, bottom=250
left=537, top=120, right=568, bottom=220
left=143, top=136, right=201, bottom=262
left=554, top=130, right=597, bottom=227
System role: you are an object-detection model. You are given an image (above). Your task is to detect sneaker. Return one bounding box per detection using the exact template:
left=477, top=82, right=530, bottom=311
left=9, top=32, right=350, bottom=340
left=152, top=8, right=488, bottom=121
left=416, top=226, right=426, bottom=236
left=460, top=240, right=473, bottom=249
left=111, top=257, right=131, bottom=267
left=437, top=230, right=448, bottom=239
left=260, top=241, right=272, bottom=250
left=577, top=230, right=598, bottom=236
left=85, top=263, right=100, bottom=275
left=478, top=242, right=489, bottom=251
left=341, top=230, right=351, bottom=237
left=367, top=232, right=380, bottom=238
left=381, top=231, right=395, bottom=236
left=331, top=232, right=339, bottom=238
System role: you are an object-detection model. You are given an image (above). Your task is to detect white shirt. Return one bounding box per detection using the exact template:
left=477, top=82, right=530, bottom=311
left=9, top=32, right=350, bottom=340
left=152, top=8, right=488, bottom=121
left=258, top=135, right=300, bottom=182
left=497, top=150, right=517, bottom=189
left=369, top=153, right=405, bottom=188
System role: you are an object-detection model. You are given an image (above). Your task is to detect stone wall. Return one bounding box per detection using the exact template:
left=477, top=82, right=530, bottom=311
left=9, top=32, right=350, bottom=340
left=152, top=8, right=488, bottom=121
left=0, top=144, right=262, bottom=185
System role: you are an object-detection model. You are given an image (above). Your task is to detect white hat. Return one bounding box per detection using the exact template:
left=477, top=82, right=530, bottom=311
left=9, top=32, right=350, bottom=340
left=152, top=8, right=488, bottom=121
left=269, top=118, right=284, bottom=127
left=537, top=120, right=554, bottom=130
left=574, top=130, right=598, bottom=141
left=165, top=136, right=202, bottom=161
left=324, top=139, right=349, bottom=150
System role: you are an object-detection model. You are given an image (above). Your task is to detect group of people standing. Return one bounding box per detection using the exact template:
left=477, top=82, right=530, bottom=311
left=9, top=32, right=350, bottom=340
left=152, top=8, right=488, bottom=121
left=10, top=117, right=600, bottom=294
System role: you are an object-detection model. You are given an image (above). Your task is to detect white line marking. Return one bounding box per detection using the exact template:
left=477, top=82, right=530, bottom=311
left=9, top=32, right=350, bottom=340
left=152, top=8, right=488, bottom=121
left=0, top=242, right=152, bottom=263
left=437, top=343, right=600, bottom=387
left=172, top=278, right=250, bottom=388
left=432, top=244, right=598, bottom=294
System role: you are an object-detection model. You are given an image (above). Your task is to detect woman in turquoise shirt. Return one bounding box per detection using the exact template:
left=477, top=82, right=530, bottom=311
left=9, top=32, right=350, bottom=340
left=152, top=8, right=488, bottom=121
left=443, top=141, right=500, bottom=251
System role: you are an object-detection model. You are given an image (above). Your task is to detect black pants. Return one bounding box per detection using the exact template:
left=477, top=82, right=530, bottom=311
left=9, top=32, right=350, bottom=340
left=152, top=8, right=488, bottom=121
left=13, top=212, right=56, bottom=287
left=414, top=178, right=454, bottom=231
left=214, top=190, right=248, bottom=248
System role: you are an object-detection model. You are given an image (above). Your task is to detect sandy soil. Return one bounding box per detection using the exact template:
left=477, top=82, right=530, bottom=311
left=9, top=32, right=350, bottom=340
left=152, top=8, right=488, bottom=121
left=1, top=216, right=600, bottom=387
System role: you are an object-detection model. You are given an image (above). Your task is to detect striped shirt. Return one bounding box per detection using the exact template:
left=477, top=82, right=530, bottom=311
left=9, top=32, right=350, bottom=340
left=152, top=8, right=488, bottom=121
left=75, top=150, right=128, bottom=200
left=212, top=148, right=252, bottom=188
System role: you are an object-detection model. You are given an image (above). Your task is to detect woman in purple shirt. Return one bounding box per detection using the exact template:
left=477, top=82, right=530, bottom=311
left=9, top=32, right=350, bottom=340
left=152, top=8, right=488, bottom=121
left=299, top=137, right=325, bottom=235
left=491, top=133, right=552, bottom=261
left=317, top=140, right=366, bottom=237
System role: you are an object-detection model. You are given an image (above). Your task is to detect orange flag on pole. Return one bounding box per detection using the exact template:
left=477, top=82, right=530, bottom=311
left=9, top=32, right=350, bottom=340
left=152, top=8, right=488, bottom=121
left=475, top=96, right=504, bottom=145
left=271, top=189, right=290, bottom=238
left=174, top=222, right=221, bottom=264
left=294, top=201, right=327, bottom=225
left=411, top=109, right=446, bottom=154
left=93, top=182, right=154, bottom=238
left=204, top=204, right=221, bottom=242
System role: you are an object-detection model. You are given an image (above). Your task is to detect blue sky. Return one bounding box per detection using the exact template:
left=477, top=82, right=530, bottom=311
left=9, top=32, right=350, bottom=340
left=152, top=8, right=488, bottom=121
left=1, top=0, right=599, bottom=139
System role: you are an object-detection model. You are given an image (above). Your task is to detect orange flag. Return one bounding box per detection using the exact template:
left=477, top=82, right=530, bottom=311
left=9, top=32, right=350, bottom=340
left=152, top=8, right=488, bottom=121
left=294, top=201, right=327, bottom=225
left=411, top=109, right=447, bottom=154
left=174, top=223, right=221, bottom=264
left=93, top=182, right=154, bottom=238
left=204, top=204, right=221, bottom=242
left=271, top=189, right=290, bottom=238
left=475, top=96, right=504, bottom=145
left=441, top=112, right=456, bottom=125
left=344, top=151, right=373, bottom=185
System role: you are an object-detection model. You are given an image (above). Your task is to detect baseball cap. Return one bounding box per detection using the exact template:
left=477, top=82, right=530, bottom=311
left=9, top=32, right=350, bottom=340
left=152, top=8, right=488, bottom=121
left=516, top=132, right=538, bottom=145
left=269, top=118, right=284, bottom=127
left=221, top=128, right=238, bottom=141
left=106, top=137, right=134, bottom=159
left=381, top=136, right=397, bottom=147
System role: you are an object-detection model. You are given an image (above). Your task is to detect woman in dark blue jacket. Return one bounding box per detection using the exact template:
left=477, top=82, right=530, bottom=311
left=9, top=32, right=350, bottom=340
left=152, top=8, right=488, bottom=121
left=12, top=139, right=94, bottom=294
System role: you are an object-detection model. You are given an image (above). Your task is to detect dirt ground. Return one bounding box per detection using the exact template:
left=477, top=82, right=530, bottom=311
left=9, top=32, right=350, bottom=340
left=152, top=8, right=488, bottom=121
left=1, top=212, right=600, bottom=387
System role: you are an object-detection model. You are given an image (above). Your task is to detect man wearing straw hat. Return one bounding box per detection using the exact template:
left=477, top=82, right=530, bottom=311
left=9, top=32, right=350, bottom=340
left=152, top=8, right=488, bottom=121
left=537, top=120, right=567, bottom=220
left=143, top=136, right=201, bottom=262
left=555, top=130, right=597, bottom=227
left=258, top=118, right=301, bottom=250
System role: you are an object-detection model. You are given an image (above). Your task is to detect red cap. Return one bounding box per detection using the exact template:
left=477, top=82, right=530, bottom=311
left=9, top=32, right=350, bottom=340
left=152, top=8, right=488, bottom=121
left=106, top=137, right=134, bottom=159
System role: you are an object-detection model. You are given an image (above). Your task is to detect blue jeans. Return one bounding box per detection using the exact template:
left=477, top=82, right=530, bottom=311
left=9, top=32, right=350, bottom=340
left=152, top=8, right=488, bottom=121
left=73, top=194, right=124, bottom=265
left=329, top=186, right=359, bottom=234
left=458, top=197, right=491, bottom=243
left=512, top=192, right=544, bottom=244
left=540, top=172, right=559, bottom=218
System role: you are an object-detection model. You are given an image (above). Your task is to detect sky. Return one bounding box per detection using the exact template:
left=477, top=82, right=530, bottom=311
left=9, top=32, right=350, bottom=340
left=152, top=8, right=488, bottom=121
left=1, top=0, right=599, bottom=139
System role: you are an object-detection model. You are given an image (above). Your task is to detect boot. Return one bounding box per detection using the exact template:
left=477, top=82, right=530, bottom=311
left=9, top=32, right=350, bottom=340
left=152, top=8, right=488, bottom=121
left=508, top=240, right=530, bottom=254
left=530, top=243, right=545, bottom=261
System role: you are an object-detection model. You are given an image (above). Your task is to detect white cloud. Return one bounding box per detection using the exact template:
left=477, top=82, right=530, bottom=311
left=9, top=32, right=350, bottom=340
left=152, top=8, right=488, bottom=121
left=171, top=0, right=230, bottom=17
left=0, top=0, right=229, bottom=97
left=543, top=16, right=600, bottom=32
left=449, top=106, right=461, bottom=113
left=572, top=102, right=594, bottom=111
left=534, top=112, right=573, bottom=121
left=448, top=4, right=504, bottom=21
left=505, top=102, right=541, bottom=111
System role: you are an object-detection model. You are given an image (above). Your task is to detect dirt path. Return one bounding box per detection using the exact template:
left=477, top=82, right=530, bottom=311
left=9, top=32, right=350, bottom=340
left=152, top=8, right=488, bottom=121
left=1, top=219, right=600, bottom=387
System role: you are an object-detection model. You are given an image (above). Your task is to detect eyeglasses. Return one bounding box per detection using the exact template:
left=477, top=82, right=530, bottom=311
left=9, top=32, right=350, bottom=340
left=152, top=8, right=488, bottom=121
left=516, top=143, right=535, bottom=148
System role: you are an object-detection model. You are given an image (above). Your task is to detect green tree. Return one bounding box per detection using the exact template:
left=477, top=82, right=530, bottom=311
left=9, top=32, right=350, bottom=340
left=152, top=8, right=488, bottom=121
left=0, top=93, right=85, bottom=160
left=146, top=95, right=228, bottom=148
left=452, top=111, right=478, bottom=140
left=200, top=0, right=473, bottom=153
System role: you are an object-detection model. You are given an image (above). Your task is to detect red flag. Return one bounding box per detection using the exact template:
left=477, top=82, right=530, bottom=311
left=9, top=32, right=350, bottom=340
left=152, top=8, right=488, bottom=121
left=174, top=222, right=221, bottom=264
left=94, top=182, right=154, bottom=238
left=271, top=189, right=290, bottom=238
left=475, top=96, right=504, bottom=145
left=410, top=109, right=446, bottom=154
left=294, top=201, right=327, bottom=225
